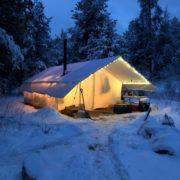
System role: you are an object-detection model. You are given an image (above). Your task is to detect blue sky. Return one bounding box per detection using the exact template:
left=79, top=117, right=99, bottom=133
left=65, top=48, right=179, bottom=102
left=42, top=0, right=180, bottom=37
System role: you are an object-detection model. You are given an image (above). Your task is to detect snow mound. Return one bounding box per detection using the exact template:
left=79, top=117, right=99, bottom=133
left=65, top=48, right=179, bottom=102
left=150, top=128, right=180, bottom=156
left=28, top=108, right=83, bottom=136
left=24, top=153, right=48, bottom=179
left=33, top=107, right=66, bottom=124
left=24, top=107, right=68, bottom=125
left=139, top=117, right=180, bottom=156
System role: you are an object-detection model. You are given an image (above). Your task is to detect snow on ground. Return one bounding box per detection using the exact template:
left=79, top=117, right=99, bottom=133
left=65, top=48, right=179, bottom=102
left=0, top=96, right=179, bottom=180
left=110, top=119, right=180, bottom=180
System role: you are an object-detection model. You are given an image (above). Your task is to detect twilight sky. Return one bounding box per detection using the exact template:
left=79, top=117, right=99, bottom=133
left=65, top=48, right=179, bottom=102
left=42, top=0, right=180, bottom=37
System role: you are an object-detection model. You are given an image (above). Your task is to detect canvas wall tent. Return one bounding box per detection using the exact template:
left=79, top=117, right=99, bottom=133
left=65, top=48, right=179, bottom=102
left=22, top=56, right=154, bottom=111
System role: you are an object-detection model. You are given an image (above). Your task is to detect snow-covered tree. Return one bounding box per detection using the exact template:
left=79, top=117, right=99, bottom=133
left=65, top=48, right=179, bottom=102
left=0, top=0, right=51, bottom=75
left=24, top=0, right=51, bottom=76
left=153, top=10, right=172, bottom=78
left=122, top=24, right=141, bottom=74
left=0, top=0, right=51, bottom=93
left=33, top=1, right=51, bottom=63
left=47, top=30, right=69, bottom=66
left=0, top=28, right=24, bottom=93
left=69, top=0, right=118, bottom=61
left=0, top=0, right=29, bottom=46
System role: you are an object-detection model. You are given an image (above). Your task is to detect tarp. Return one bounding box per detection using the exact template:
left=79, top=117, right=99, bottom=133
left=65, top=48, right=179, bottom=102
left=22, top=56, right=154, bottom=98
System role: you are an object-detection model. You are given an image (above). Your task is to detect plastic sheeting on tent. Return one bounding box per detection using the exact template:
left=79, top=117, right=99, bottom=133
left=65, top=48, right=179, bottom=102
left=22, top=56, right=154, bottom=110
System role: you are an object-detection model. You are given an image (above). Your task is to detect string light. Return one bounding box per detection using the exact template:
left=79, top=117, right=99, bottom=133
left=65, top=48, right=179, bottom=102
left=117, top=57, right=151, bottom=85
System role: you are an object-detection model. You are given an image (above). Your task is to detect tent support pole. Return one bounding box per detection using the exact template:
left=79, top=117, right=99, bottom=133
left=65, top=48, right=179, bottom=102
left=79, top=83, right=81, bottom=108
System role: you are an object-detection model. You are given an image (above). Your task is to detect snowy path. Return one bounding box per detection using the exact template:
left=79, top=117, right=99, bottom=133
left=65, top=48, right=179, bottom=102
left=108, top=129, right=130, bottom=180
left=78, top=122, right=130, bottom=180
left=0, top=118, right=131, bottom=180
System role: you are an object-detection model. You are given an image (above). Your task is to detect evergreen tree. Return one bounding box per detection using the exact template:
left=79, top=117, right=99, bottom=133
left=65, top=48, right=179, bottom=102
left=122, top=19, right=145, bottom=72
left=70, top=0, right=118, bottom=61
left=0, top=27, right=24, bottom=93
left=47, top=30, right=68, bottom=66
left=122, top=0, right=165, bottom=77
left=0, top=0, right=29, bottom=46
left=122, top=0, right=179, bottom=79
left=0, top=0, right=51, bottom=75
left=0, top=0, right=51, bottom=93
left=168, top=17, right=180, bottom=76
left=153, top=10, right=172, bottom=78
left=24, top=0, right=51, bottom=76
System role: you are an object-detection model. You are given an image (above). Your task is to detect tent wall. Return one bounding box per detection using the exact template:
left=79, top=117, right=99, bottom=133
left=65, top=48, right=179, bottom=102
left=62, top=68, right=122, bottom=110
left=24, top=91, right=61, bottom=109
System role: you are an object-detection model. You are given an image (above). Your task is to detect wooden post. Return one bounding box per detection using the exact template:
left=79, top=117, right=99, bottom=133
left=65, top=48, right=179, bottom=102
left=79, top=83, right=81, bottom=107
left=80, top=88, right=86, bottom=111
left=137, top=107, right=151, bottom=135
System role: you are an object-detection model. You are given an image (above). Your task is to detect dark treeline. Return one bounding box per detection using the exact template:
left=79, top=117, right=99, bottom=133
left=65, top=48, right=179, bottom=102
left=0, top=0, right=179, bottom=94
left=121, top=0, right=180, bottom=79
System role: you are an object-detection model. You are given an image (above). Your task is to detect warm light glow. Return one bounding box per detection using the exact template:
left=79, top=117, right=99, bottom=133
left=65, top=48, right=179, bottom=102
left=123, top=82, right=151, bottom=85
left=63, top=68, right=122, bottom=110
left=24, top=91, right=61, bottom=109
left=24, top=56, right=154, bottom=111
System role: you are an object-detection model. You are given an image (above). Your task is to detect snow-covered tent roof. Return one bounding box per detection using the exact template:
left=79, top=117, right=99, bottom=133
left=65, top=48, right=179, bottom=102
left=22, top=56, right=154, bottom=98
